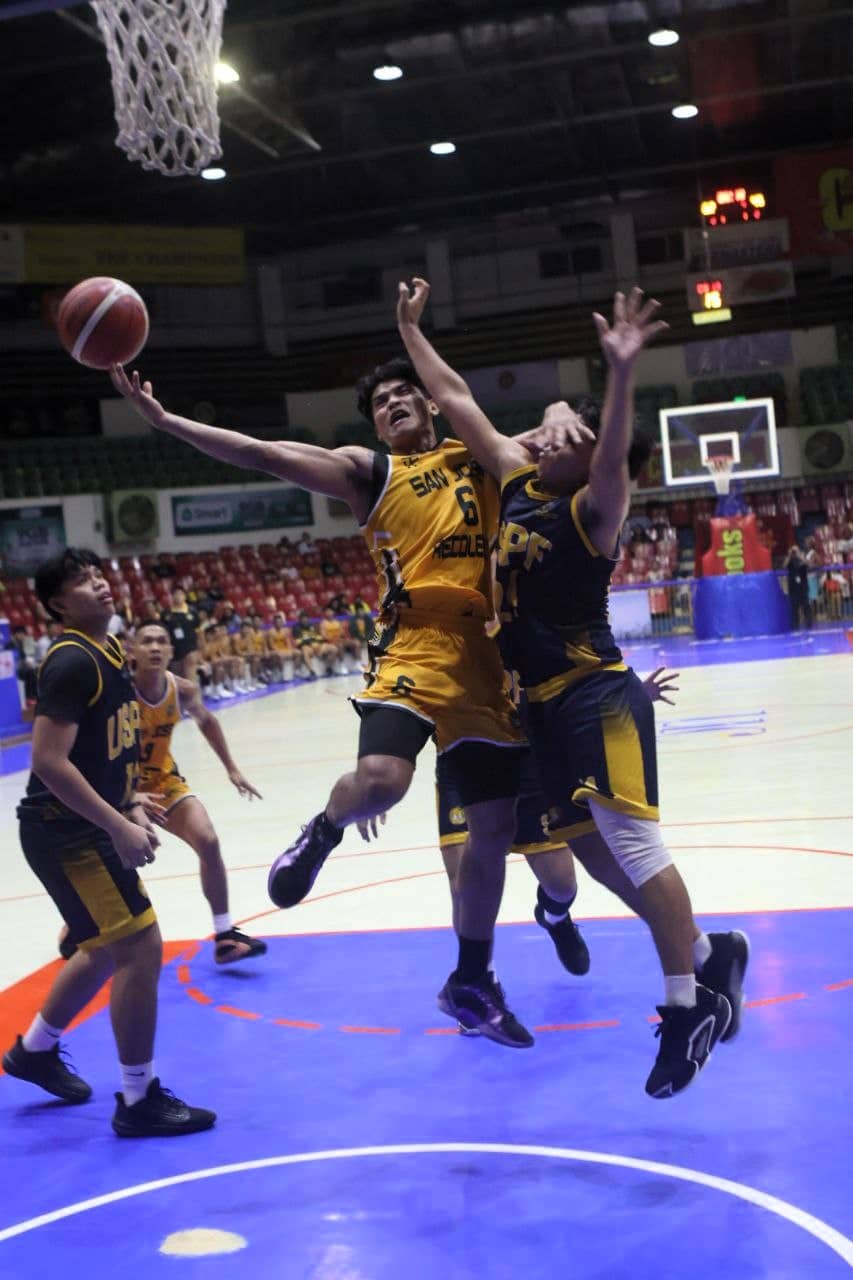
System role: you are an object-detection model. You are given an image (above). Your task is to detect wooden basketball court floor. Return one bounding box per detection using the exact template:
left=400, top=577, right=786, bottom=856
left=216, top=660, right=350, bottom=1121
left=0, top=631, right=851, bottom=1278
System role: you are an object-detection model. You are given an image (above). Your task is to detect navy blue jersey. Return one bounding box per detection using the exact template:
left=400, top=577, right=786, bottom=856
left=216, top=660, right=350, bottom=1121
left=19, top=630, right=141, bottom=842
left=495, top=465, right=625, bottom=702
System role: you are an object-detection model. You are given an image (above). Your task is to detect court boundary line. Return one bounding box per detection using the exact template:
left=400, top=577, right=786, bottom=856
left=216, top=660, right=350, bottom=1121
left=0, top=1143, right=850, bottom=1265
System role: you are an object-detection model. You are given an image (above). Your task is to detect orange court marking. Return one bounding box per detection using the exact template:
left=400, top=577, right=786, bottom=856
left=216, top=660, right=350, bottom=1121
left=216, top=1004, right=263, bottom=1020
left=745, top=993, right=806, bottom=1007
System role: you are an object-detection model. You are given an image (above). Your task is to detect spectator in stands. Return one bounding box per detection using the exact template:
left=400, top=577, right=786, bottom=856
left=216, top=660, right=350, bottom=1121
left=161, top=586, right=201, bottom=680
left=263, top=613, right=297, bottom=682
left=108, top=587, right=135, bottom=638
left=282, top=563, right=299, bottom=582
left=302, top=554, right=322, bottom=581
left=277, top=535, right=293, bottom=551
left=292, top=609, right=323, bottom=677
left=822, top=569, right=849, bottom=620
left=803, top=535, right=822, bottom=615
left=319, top=607, right=350, bottom=675
left=321, top=555, right=340, bottom=578
left=180, top=574, right=200, bottom=606
left=326, top=592, right=347, bottom=614
left=202, top=577, right=225, bottom=613
left=34, top=619, right=62, bottom=664
left=348, top=612, right=372, bottom=665
left=233, top=622, right=263, bottom=691
left=151, top=551, right=176, bottom=580
left=9, top=625, right=38, bottom=701
left=296, top=533, right=315, bottom=556
left=785, top=546, right=812, bottom=630
left=142, top=599, right=162, bottom=626
left=212, top=622, right=243, bottom=698
left=349, top=593, right=371, bottom=616
left=220, top=601, right=241, bottom=634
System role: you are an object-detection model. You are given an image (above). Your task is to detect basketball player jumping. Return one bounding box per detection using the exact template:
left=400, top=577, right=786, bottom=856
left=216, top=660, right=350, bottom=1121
left=110, top=362, right=591, bottom=1046
left=396, top=278, right=749, bottom=1098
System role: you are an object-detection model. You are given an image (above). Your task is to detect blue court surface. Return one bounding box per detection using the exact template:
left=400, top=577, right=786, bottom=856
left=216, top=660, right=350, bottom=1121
left=1, top=911, right=851, bottom=1279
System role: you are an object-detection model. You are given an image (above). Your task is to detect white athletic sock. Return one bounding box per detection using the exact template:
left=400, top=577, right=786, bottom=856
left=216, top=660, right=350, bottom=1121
left=664, top=974, right=697, bottom=1008
left=213, top=913, right=232, bottom=935
left=22, top=1012, right=63, bottom=1054
left=121, top=1061, right=154, bottom=1107
left=544, top=907, right=569, bottom=926
left=693, top=931, right=713, bottom=972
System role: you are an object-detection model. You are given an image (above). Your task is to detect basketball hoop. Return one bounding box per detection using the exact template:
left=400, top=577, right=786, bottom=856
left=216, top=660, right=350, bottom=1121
left=90, top=0, right=227, bottom=176
left=704, top=456, right=734, bottom=497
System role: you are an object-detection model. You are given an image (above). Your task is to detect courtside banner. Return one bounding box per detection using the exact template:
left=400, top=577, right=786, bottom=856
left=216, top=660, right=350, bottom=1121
left=171, top=487, right=313, bottom=537
left=0, top=224, right=245, bottom=285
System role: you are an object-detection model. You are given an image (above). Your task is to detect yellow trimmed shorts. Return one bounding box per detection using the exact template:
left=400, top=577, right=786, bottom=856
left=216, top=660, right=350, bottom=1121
left=524, top=667, right=660, bottom=843
left=352, top=610, right=524, bottom=754
left=20, top=822, right=156, bottom=952
left=139, top=765, right=194, bottom=814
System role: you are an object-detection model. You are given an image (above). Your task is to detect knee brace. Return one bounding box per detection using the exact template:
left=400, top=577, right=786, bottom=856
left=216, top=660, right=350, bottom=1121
left=588, top=799, right=672, bottom=888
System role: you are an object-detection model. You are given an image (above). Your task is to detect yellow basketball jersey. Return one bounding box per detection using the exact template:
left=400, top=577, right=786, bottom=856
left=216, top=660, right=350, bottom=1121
left=361, top=439, right=500, bottom=619
left=268, top=626, right=294, bottom=653
left=137, top=671, right=182, bottom=788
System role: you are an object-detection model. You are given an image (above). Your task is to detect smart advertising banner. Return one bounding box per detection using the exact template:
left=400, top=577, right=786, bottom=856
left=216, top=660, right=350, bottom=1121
left=0, top=504, right=66, bottom=578
left=171, top=487, right=314, bottom=538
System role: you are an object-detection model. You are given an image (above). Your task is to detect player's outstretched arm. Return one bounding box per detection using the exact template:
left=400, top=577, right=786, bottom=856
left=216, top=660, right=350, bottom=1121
left=396, top=278, right=526, bottom=481
left=109, top=365, right=374, bottom=520
left=178, top=677, right=262, bottom=799
left=584, top=288, right=668, bottom=544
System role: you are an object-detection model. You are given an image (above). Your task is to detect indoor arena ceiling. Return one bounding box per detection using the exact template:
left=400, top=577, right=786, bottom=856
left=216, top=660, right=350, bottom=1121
left=1, top=0, right=852, bottom=250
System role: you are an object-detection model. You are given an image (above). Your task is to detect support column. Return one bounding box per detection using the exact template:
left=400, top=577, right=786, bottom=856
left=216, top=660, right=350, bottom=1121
left=425, top=239, right=456, bottom=329
left=610, top=210, right=638, bottom=290
left=257, top=262, right=288, bottom=356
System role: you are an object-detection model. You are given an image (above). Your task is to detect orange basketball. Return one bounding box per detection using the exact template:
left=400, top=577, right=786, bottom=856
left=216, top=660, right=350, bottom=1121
left=57, top=276, right=149, bottom=370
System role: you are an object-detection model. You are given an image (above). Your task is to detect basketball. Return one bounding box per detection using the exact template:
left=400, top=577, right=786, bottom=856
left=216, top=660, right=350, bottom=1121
left=56, top=276, right=149, bottom=370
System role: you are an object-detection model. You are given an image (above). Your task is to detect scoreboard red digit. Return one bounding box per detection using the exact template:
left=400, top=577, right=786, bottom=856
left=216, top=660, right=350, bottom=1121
left=699, top=187, right=766, bottom=226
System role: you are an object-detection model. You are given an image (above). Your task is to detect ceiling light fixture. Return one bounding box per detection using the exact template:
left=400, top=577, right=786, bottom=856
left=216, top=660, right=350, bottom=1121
left=215, top=61, right=240, bottom=85
left=648, top=28, right=679, bottom=47
left=672, top=103, right=698, bottom=119
left=373, top=65, right=403, bottom=81
left=201, top=167, right=227, bottom=180
left=430, top=141, right=456, bottom=155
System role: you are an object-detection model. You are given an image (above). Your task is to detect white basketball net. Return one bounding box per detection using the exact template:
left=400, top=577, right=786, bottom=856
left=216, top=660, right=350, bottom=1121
left=704, top=456, right=734, bottom=497
left=90, top=0, right=227, bottom=176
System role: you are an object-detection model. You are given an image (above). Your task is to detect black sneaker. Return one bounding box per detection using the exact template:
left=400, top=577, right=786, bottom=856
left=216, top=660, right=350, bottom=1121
left=697, top=931, right=750, bottom=1043
left=2, top=1035, right=92, bottom=1103
left=534, top=903, right=590, bottom=975
left=112, top=1079, right=216, bottom=1137
left=437, top=972, right=534, bottom=1048
left=214, top=927, right=268, bottom=965
left=267, top=812, right=342, bottom=908
left=645, top=984, right=732, bottom=1099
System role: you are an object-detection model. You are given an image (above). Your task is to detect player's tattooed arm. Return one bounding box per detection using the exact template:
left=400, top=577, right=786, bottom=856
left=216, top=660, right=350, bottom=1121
left=396, top=278, right=528, bottom=482
left=109, top=365, right=376, bottom=522
left=178, top=677, right=262, bottom=799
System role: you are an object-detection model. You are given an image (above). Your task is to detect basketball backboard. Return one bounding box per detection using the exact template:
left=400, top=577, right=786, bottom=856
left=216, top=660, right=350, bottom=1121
left=659, top=398, right=779, bottom=487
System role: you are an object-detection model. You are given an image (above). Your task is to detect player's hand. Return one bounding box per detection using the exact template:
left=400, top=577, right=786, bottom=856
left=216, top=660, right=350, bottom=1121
left=131, top=791, right=168, bottom=827
left=229, top=769, right=262, bottom=800
left=397, top=277, right=431, bottom=328
left=109, top=364, right=166, bottom=427
left=357, top=812, right=387, bottom=842
left=517, top=402, right=595, bottom=458
left=592, top=288, right=669, bottom=372
left=114, top=814, right=158, bottom=869
left=642, top=667, right=680, bottom=705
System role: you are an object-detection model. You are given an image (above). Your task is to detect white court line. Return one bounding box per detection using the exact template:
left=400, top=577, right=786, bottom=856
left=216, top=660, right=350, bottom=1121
left=0, top=1143, right=850, bottom=1266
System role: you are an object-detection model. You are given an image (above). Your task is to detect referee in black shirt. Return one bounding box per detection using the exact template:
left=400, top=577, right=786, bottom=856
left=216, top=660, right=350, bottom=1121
left=2, top=549, right=215, bottom=1137
left=160, top=585, right=201, bottom=680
